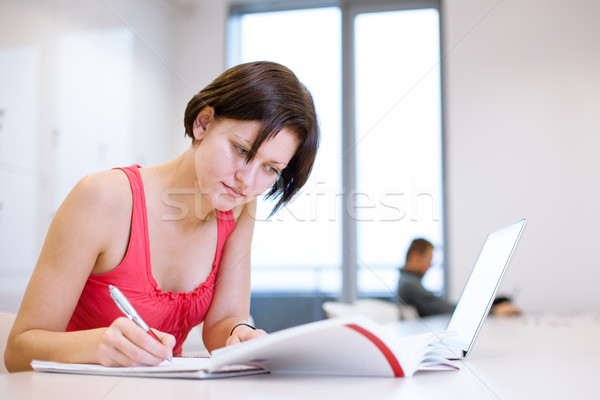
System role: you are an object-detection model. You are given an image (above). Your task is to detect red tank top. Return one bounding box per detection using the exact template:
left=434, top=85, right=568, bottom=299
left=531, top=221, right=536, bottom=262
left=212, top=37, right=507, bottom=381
left=66, top=165, right=236, bottom=355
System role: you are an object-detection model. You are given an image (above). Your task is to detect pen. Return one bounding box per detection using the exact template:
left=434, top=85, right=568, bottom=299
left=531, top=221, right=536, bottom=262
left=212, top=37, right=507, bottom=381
left=108, top=285, right=169, bottom=357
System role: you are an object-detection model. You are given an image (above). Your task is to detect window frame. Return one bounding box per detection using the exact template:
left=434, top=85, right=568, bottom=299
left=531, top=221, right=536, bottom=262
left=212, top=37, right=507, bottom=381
left=227, top=0, right=446, bottom=303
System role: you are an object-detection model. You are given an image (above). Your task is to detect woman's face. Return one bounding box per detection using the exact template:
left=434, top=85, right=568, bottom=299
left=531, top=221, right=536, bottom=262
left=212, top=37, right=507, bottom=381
left=192, top=113, right=299, bottom=213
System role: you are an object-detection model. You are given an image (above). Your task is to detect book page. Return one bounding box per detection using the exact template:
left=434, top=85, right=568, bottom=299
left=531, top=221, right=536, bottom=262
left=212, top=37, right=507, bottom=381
left=392, top=333, right=460, bottom=374
left=31, top=357, right=266, bottom=379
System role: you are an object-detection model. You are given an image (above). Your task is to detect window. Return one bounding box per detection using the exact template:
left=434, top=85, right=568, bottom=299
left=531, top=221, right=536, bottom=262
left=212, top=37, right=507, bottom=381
left=353, top=8, right=444, bottom=295
left=229, top=7, right=343, bottom=293
left=228, top=1, right=444, bottom=300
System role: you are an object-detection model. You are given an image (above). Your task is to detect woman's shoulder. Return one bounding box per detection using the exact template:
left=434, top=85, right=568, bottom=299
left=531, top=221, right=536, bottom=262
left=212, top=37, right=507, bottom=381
left=72, top=169, right=132, bottom=208
left=47, top=169, right=134, bottom=259
left=61, top=170, right=133, bottom=232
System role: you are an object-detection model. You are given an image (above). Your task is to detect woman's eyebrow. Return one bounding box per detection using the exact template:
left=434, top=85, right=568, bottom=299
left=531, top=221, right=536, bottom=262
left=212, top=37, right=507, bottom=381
left=232, top=133, right=288, bottom=167
left=232, top=133, right=251, bottom=145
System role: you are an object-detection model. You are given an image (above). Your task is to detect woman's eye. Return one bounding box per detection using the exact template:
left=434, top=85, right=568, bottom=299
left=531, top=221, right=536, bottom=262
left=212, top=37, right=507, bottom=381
left=234, top=145, right=248, bottom=156
left=266, top=165, right=280, bottom=175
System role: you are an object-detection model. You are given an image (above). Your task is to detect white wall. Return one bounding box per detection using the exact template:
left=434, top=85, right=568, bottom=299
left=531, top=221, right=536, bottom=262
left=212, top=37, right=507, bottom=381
left=172, top=0, right=229, bottom=156
left=0, top=0, right=180, bottom=311
left=443, top=0, right=600, bottom=312
left=1, top=0, right=598, bottom=314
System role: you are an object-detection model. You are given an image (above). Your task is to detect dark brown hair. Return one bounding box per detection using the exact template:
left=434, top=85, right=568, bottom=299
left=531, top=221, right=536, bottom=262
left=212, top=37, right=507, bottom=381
left=184, top=61, right=319, bottom=215
left=406, top=238, right=434, bottom=262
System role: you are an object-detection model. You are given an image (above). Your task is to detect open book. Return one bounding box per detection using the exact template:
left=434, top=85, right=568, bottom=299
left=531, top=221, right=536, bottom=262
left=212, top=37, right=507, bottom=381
left=32, top=316, right=459, bottom=379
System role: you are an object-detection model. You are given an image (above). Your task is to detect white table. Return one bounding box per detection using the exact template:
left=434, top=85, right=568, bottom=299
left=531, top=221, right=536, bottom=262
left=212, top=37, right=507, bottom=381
left=3, top=313, right=599, bottom=400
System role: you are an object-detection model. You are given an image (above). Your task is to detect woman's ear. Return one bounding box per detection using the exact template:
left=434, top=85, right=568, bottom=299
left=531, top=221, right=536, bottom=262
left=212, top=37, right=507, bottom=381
left=192, top=106, right=215, bottom=141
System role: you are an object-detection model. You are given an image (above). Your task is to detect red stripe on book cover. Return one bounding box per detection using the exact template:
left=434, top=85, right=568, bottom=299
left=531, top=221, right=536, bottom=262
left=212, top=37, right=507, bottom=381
left=345, top=324, right=405, bottom=377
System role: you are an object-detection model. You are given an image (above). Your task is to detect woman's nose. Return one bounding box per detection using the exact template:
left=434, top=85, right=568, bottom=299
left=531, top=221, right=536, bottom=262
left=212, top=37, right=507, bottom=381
left=235, top=160, right=259, bottom=188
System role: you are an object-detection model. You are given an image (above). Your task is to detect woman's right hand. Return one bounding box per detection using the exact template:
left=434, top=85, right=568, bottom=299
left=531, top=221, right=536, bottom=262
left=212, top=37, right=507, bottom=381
left=96, top=317, right=176, bottom=367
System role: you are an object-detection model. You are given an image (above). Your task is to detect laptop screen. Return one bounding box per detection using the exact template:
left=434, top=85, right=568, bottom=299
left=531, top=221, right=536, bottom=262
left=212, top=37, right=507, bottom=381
left=444, top=218, right=526, bottom=356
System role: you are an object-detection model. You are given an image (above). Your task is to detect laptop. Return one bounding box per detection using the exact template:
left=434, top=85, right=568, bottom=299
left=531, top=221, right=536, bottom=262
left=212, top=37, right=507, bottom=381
left=440, top=218, right=527, bottom=359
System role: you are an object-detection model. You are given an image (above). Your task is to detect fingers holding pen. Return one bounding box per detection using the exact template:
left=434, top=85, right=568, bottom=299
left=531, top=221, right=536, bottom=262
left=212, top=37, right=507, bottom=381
left=97, top=317, right=175, bottom=367
left=148, top=327, right=177, bottom=360
left=106, top=285, right=175, bottom=365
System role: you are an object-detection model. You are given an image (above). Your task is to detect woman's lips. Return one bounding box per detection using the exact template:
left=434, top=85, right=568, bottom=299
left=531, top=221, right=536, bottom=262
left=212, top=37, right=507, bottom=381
left=222, top=182, right=244, bottom=198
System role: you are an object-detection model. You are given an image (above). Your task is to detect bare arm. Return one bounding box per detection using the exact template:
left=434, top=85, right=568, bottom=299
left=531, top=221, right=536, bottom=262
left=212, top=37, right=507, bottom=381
left=4, top=172, right=174, bottom=372
left=202, top=200, right=266, bottom=352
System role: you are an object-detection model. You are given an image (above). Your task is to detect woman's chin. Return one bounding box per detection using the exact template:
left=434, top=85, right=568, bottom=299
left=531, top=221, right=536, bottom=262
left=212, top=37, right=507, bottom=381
left=213, top=195, right=245, bottom=212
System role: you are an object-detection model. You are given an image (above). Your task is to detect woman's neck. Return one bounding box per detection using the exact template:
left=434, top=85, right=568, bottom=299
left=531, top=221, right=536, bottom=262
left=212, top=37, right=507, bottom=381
left=147, top=148, right=214, bottom=224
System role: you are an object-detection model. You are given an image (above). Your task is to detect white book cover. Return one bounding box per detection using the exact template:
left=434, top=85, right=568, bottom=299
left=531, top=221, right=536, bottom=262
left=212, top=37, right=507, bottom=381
left=210, top=316, right=459, bottom=377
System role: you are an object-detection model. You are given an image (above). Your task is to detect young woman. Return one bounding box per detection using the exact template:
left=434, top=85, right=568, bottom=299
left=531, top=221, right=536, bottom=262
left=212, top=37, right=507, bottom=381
left=5, top=61, right=319, bottom=372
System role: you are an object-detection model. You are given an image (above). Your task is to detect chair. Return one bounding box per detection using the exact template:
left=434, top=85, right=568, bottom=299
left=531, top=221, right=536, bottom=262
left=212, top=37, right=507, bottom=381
left=397, top=304, right=419, bottom=321
left=322, top=299, right=401, bottom=324
left=0, top=311, right=17, bottom=374
left=354, top=298, right=400, bottom=324
left=322, top=301, right=360, bottom=319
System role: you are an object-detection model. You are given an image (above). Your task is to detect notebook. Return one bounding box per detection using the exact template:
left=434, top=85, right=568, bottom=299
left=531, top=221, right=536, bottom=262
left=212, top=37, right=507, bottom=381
left=440, top=218, right=527, bottom=359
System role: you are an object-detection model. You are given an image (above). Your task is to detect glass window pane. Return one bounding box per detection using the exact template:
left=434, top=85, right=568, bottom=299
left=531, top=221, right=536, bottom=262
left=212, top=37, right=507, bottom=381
left=354, top=9, right=444, bottom=295
left=231, top=8, right=342, bottom=292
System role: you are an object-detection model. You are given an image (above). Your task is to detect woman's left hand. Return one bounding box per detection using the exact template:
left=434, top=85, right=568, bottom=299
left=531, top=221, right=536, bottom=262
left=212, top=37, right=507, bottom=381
left=225, top=325, right=267, bottom=346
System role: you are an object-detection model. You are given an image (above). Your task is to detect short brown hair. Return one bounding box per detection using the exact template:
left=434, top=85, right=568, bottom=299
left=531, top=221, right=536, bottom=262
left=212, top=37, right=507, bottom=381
left=184, top=61, right=320, bottom=215
left=406, top=238, right=434, bottom=262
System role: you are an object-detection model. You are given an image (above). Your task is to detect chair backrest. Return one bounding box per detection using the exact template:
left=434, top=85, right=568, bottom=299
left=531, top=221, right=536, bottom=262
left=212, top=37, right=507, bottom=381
left=397, top=304, right=419, bottom=321
left=322, top=299, right=401, bottom=324
left=322, top=301, right=359, bottom=319
left=0, top=311, right=17, bottom=374
left=353, top=298, right=400, bottom=324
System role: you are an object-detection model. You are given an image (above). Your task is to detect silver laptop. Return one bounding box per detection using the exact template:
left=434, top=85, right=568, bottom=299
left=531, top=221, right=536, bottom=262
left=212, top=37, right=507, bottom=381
left=441, top=218, right=527, bottom=358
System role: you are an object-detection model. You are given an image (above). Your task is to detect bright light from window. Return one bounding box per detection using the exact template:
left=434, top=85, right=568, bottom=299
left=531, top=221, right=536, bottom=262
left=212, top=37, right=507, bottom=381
left=354, top=9, right=444, bottom=295
left=229, top=5, right=444, bottom=296
left=231, top=8, right=342, bottom=292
